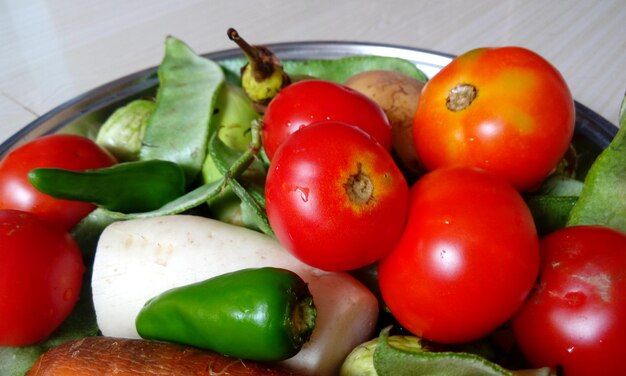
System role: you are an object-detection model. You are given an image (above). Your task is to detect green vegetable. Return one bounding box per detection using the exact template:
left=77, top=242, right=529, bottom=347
left=135, top=267, right=316, bottom=361
left=283, top=55, right=429, bottom=83
left=96, top=99, right=155, bottom=161
left=535, top=174, right=584, bottom=197
left=211, top=83, right=260, bottom=153
left=28, top=159, right=186, bottom=213
left=527, top=195, right=578, bottom=236
left=227, top=28, right=290, bottom=104
left=139, top=36, right=225, bottom=185
left=74, top=121, right=267, bottom=227
left=371, top=327, right=554, bottom=376
left=201, top=83, right=269, bottom=231
left=340, top=335, right=422, bottom=376
left=524, top=174, right=583, bottom=236
left=567, top=95, right=626, bottom=232
left=206, top=124, right=272, bottom=235
left=219, top=54, right=429, bottom=86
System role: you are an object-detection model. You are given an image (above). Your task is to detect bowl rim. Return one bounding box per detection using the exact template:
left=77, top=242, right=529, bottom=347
left=0, top=40, right=617, bottom=158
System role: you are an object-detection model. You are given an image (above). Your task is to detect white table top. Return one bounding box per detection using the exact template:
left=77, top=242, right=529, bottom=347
left=1, top=0, right=625, bottom=145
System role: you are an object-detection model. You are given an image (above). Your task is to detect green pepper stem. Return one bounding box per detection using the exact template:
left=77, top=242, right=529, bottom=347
left=290, top=293, right=317, bottom=348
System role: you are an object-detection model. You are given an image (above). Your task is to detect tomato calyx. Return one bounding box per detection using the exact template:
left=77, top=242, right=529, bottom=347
left=344, top=163, right=374, bottom=205
left=446, top=83, right=478, bottom=111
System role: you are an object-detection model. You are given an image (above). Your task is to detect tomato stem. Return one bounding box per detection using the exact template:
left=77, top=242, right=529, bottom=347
left=446, top=83, right=477, bottom=111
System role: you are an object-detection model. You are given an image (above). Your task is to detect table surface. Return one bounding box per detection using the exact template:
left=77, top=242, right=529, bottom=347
left=1, top=0, right=625, bottom=145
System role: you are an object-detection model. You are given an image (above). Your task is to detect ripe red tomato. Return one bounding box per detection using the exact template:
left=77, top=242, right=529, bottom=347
left=511, top=226, right=626, bottom=376
left=265, top=121, right=408, bottom=271
left=0, top=134, right=116, bottom=230
left=378, top=166, right=539, bottom=344
left=261, top=79, right=392, bottom=160
left=412, top=47, right=575, bottom=191
left=0, top=209, right=84, bottom=346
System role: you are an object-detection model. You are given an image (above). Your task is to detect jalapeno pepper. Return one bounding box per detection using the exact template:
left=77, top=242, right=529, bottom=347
left=28, top=159, right=185, bottom=213
left=135, top=267, right=317, bottom=362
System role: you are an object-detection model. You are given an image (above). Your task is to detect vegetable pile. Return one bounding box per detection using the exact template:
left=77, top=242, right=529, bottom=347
left=0, top=29, right=625, bottom=376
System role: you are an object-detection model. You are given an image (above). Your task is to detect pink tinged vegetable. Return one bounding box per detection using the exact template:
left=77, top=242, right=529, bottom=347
left=91, top=215, right=378, bottom=376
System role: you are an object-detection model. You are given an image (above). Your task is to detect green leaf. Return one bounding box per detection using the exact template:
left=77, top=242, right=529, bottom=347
left=567, top=95, right=626, bottom=232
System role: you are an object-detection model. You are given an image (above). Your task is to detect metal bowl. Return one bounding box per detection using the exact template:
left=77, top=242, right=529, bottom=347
left=0, top=41, right=617, bottom=158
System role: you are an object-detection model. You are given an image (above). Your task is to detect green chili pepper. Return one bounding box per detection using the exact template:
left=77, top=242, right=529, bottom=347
left=28, top=159, right=186, bottom=213
left=135, top=267, right=317, bottom=362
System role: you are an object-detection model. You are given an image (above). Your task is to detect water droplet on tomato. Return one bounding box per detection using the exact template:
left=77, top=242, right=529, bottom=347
left=567, top=346, right=575, bottom=353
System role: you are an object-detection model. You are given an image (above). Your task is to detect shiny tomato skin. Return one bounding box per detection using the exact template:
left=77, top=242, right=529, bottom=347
left=511, top=226, right=626, bottom=376
left=265, top=121, right=408, bottom=271
left=0, top=209, right=84, bottom=346
left=0, top=134, right=116, bottom=230
left=378, top=166, right=540, bottom=344
left=262, top=79, right=392, bottom=160
left=413, top=47, right=575, bottom=191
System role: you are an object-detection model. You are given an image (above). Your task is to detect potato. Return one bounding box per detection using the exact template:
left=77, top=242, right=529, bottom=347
left=345, top=70, right=425, bottom=174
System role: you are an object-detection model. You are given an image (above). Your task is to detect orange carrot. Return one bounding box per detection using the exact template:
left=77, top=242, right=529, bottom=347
left=26, top=336, right=303, bottom=376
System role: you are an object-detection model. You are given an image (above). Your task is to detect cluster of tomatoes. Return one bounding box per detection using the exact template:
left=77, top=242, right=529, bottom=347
left=0, top=134, right=117, bottom=346
left=1, top=45, right=624, bottom=376
left=261, top=47, right=626, bottom=376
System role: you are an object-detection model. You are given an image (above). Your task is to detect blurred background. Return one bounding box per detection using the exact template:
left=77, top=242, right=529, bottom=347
left=1, top=0, right=625, bottom=143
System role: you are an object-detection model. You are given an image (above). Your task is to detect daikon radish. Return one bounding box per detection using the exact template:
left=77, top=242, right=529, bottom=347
left=91, top=215, right=379, bottom=376
left=26, top=336, right=301, bottom=375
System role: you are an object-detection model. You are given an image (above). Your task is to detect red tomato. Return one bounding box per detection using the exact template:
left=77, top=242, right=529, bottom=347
left=412, top=47, right=575, bottom=191
left=0, top=134, right=116, bottom=230
left=511, top=226, right=626, bottom=376
left=261, top=79, right=392, bottom=160
left=0, top=209, right=84, bottom=346
left=265, top=121, right=408, bottom=271
left=378, top=166, right=539, bottom=344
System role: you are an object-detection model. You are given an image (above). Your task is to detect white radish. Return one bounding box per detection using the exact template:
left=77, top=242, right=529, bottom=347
left=91, top=214, right=379, bottom=376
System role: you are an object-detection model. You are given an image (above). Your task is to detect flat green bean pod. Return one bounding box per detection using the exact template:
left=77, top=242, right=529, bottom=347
left=219, top=55, right=428, bottom=85
left=139, top=36, right=225, bottom=185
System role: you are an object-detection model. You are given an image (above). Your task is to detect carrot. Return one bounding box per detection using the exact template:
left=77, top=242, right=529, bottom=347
left=26, top=336, right=303, bottom=376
